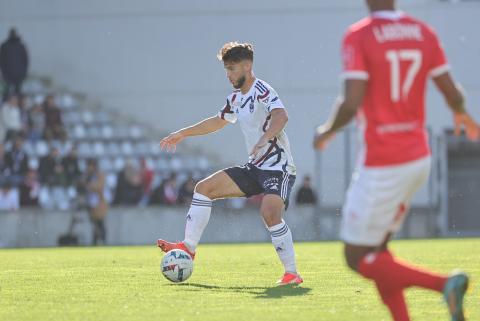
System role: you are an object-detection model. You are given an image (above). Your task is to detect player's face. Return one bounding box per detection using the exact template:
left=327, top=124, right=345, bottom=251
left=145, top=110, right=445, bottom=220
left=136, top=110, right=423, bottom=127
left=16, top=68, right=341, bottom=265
left=224, top=60, right=251, bottom=89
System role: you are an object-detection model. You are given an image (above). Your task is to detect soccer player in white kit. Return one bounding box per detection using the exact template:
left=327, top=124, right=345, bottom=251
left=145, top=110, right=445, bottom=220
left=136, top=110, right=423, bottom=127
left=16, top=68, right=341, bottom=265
left=157, top=42, right=302, bottom=285
left=314, top=0, right=479, bottom=320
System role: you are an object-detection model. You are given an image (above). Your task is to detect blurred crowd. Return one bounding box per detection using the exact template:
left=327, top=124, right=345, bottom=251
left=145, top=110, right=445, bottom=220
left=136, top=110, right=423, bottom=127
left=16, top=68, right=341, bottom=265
left=0, top=91, right=69, bottom=211
left=0, top=136, right=200, bottom=211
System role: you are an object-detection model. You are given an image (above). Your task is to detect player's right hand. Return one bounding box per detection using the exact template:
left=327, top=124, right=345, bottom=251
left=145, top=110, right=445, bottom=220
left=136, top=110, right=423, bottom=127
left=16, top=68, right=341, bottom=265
left=454, top=112, right=480, bottom=141
left=313, top=126, right=335, bottom=151
left=160, top=131, right=185, bottom=153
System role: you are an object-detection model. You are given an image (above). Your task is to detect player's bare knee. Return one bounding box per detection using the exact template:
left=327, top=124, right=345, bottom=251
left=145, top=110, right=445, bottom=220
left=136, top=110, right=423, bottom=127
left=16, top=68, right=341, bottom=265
left=344, top=245, right=363, bottom=272
left=345, top=253, right=360, bottom=272
left=261, top=205, right=282, bottom=227
left=194, top=180, right=214, bottom=199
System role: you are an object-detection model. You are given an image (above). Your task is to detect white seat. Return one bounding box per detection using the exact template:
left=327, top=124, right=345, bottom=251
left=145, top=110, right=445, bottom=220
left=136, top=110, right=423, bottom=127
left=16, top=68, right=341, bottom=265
left=106, top=173, right=118, bottom=190
left=106, top=142, right=120, bottom=156
left=170, top=157, right=183, bottom=171
left=78, top=159, right=87, bottom=173
left=33, top=94, right=45, bottom=105
left=56, top=94, right=77, bottom=110
left=35, top=141, right=49, bottom=157
left=23, top=141, right=35, bottom=156
left=145, top=157, right=155, bottom=169
left=134, top=141, right=149, bottom=155
left=28, top=157, right=39, bottom=170
left=149, top=142, right=161, bottom=156
left=95, top=111, right=110, bottom=124
left=82, top=111, right=94, bottom=124
left=101, top=125, right=114, bottom=140
left=77, top=142, right=91, bottom=158
left=65, top=111, right=82, bottom=124
left=99, top=158, right=113, bottom=172
left=156, top=158, right=170, bottom=171
left=114, top=126, right=129, bottom=139
left=113, top=157, right=126, bottom=171
left=120, top=141, right=133, bottom=156
left=61, top=141, right=74, bottom=155
left=129, top=126, right=143, bottom=139
left=86, top=126, right=101, bottom=140
left=198, top=156, right=210, bottom=171
left=72, top=124, right=86, bottom=140
left=62, top=111, right=73, bottom=124
left=92, top=141, right=105, bottom=156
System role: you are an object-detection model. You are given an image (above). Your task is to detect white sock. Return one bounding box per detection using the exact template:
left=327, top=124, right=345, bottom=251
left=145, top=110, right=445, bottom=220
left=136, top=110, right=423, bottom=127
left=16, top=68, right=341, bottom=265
left=268, top=220, right=297, bottom=274
left=183, top=193, right=212, bottom=251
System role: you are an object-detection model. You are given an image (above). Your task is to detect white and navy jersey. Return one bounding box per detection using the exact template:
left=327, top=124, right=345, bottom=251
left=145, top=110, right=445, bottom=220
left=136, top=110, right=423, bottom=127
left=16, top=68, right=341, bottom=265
left=218, top=78, right=296, bottom=175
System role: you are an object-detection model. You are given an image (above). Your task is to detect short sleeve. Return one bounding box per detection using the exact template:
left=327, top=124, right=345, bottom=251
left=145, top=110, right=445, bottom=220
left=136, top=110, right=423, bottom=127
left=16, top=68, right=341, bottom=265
left=429, top=31, right=450, bottom=78
left=256, top=82, right=284, bottom=113
left=341, top=30, right=369, bottom=80
left=217, top=97, right=237, bottom=123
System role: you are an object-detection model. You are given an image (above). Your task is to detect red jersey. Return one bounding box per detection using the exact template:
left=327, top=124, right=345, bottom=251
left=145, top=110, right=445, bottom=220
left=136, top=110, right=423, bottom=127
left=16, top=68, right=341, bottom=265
left=342, top=11, right=449, bottom=166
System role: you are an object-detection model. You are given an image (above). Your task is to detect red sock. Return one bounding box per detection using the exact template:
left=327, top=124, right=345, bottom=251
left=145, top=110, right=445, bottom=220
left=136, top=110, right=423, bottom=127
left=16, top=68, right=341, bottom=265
left=376, top=284, right=410, bottom=321
left=359, top=250, right=448, bottom=292
left=358, top=250, right=448, bottom=321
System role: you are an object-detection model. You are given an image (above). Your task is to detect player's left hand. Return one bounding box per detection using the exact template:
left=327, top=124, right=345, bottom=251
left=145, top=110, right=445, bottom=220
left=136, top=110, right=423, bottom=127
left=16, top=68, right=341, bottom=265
left=250, top=136, right=270, bottom=161
left=160, top=131, right=185, bottom=153
left=313, top=126, right=335, bottom=150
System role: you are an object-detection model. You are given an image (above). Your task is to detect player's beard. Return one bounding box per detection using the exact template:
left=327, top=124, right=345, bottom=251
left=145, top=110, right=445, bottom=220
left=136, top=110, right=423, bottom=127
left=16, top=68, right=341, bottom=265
left=233, top=75, right=246, bottom=89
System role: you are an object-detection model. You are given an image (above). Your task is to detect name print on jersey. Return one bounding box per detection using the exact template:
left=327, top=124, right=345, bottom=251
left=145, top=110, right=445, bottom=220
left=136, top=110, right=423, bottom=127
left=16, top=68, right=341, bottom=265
left=373, top=23, right=423, bottom=43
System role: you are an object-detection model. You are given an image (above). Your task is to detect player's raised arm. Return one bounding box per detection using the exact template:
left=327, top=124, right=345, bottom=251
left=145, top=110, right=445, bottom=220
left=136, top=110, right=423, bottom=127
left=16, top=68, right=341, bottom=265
left=160, top=115, right=229, bottom=152
left=313, top=79, right=367, bottom=150
left=432, top=72, right=480, bottom=141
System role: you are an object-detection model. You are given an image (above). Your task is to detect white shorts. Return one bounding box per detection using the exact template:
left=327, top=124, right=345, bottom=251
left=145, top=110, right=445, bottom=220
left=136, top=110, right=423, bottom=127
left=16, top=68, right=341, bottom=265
left=340, top=156, right=431, bottom=246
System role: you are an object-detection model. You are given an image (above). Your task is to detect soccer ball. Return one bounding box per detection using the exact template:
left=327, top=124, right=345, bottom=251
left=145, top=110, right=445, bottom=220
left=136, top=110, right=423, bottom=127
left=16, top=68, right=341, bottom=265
left=160, top=249, right=193, bottom=283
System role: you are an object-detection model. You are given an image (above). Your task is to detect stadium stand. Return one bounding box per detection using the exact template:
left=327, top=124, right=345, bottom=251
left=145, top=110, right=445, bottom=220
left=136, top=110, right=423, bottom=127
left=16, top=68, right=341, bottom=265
left=0, top=77, right=215, bottom=210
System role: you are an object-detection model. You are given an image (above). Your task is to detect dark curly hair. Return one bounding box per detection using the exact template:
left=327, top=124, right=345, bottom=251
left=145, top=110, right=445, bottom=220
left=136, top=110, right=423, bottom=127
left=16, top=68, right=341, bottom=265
left=217, top=42, right=254, bottom=63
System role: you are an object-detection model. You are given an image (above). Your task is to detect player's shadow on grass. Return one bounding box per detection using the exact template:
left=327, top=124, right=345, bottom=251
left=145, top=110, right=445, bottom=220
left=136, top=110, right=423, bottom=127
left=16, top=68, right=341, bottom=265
left=170, top=283, right=311, bottom=299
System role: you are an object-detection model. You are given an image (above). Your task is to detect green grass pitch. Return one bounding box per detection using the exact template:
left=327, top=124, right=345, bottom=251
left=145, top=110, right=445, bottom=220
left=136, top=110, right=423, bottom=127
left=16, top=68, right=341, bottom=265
left=1, top=239, right=479, bottom=321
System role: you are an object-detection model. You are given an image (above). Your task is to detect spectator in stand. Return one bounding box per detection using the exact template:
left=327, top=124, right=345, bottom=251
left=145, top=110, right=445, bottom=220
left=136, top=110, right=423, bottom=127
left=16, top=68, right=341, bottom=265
left=177, top=175, right=196, bottom=205
left=295, top=175, right=317, bottom=205
left=0, top=143, right=8, bottom=204
left=113, top=162, right=142, bottom=205
left=18, top=95, right=30, bottom=133
left=0, top=180, right=19, bottom=211
left=138, top=158, right=154, bottom=206
left=151, top=173, right=178, bottom=205
left=27, top=103, right=45, bottom=142
left=43, top=95, right=66, bottom=141
left=0, top=28, right=28, bottom=100
left=0, top=143, right=6, bottom=180
left=38, top=147, right=68, bottom=210
left=38, top=147, right=64, bottom=185
left=4, top=135, right=28, bottom=188
left=1, top=94, right=22, bottom=142
left=83, top=158, right=108, bottom=245
left=19, top=169, right=39, bottom=206
left=62, top=145, right=81, bottom=188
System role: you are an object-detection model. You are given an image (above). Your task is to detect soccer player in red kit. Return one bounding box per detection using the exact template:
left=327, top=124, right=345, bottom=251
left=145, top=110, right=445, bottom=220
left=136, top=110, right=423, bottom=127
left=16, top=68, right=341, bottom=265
left=314, top=1, right=479, bottom=320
